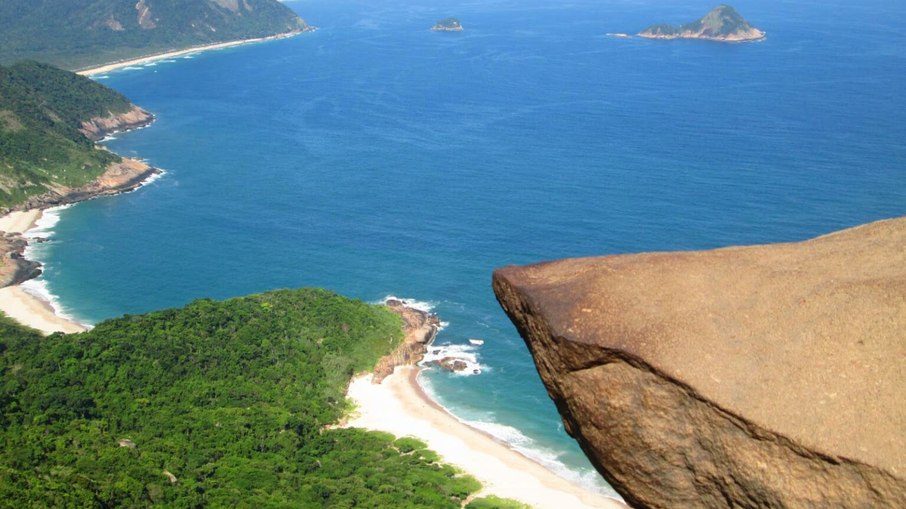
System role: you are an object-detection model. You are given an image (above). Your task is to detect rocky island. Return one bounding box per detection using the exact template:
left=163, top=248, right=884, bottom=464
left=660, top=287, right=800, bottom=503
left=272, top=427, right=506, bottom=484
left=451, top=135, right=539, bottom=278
left=494, top=217, right=906, bottom=508
left=432, top=17, right=463, bottom=32
left=639, top=4, right=765, bottom=42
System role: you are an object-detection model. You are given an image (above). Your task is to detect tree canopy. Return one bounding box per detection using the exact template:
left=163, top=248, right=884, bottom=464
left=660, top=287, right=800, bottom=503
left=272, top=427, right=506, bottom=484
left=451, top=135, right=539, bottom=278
left=0, top=288, right=487, bottom=507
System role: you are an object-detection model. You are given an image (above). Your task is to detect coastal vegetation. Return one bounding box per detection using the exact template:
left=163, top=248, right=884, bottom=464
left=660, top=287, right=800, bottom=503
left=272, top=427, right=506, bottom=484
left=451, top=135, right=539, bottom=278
left=639, top=5, right=765, bottom=42
left=0, top=61, right=136, bottom=209
left=0, top=0, right=311, bottom=70
left=0, top=289, right=496, bottom=507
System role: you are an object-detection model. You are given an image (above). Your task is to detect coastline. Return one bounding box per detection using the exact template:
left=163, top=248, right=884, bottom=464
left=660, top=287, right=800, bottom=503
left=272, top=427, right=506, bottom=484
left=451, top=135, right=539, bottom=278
left=76, top=29, right=310, bottom=76
left=0, top=159, right=162, bottom=335
left=11, top=28, right=624, bottom=503
left=0, top=210, right=88, bottom=334
left=345, top=366, right=626, bottom=509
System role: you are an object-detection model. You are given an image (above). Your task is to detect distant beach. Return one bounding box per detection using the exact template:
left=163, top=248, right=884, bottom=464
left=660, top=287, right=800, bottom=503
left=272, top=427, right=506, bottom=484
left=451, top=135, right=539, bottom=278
left=0, top=210, right=87, bottom=334
left=77, top=30, right=307, bottom=76
left=346, top=367, right=626, bottom=509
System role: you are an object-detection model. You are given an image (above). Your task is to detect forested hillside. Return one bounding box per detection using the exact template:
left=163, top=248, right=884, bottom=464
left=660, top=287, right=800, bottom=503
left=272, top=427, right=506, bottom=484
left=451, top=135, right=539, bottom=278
left=0, top=289, right=490, bottom=507
left=0, top=61, right=141, bottom=208
left=0, top=0, right=311, bottom=69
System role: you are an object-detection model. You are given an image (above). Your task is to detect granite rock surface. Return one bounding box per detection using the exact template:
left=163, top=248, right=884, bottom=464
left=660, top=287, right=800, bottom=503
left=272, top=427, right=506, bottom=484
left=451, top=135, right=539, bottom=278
left=493, top=218, right=906, bottom=508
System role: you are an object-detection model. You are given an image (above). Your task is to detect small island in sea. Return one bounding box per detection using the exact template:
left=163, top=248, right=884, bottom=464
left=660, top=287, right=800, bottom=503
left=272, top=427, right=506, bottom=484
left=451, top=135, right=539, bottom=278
left=639, top=4, right=765, bottom=42
left=432, top=17, right=463, bottom=32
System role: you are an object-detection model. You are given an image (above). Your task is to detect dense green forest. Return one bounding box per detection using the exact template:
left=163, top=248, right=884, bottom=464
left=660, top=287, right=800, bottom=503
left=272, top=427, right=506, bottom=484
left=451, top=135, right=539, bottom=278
left=0, top=0, right=311, bottom=70
left=0, top=289, right=521, bottom=507
left=0, top=61, right=133, bottom=209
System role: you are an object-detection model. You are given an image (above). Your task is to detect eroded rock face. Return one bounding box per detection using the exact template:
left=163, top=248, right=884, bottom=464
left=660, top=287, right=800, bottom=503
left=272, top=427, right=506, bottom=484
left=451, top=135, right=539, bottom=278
left=10, top=158, right=159, bottom=213
left=79, top=105, right=154, bottom=141
left=493, top=218, right=906, bottom=508
left=371, top=300, right=440, bottom=383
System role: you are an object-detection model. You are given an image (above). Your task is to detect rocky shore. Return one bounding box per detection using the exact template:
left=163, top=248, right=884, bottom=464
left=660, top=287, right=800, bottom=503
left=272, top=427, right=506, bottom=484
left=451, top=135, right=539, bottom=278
left=0, top=109, right=158, bottom=307
left=6, top=158, right=160, bottom=215
left=0, top=233, right=41, bottom=287
left=371, top=299, right=441, bottom=383
left=80, top=105, right=155, bottom=141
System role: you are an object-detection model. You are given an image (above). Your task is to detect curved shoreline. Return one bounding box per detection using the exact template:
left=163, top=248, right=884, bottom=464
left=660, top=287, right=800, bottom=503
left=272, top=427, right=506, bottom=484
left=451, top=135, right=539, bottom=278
left=0, top=160, right=163, bottom=334
left=76, top=29, right=311, bottom=77
left=345, top=366, right=626, bottom=509
left=0, top=210, right=88, bottom=334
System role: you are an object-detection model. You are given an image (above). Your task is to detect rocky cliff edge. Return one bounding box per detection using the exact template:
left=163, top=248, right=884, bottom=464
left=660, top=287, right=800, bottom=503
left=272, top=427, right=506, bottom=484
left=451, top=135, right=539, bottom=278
left=493, top=217, right=906, bottom=508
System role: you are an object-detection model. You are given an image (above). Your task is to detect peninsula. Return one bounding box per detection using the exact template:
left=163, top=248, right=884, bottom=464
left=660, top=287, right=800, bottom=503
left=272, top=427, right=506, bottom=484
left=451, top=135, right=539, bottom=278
left=639, top=5, right=765, bottom=42
left=432, top=17, right=464, bottom=32
left=0, top=0, right=314, bottom=70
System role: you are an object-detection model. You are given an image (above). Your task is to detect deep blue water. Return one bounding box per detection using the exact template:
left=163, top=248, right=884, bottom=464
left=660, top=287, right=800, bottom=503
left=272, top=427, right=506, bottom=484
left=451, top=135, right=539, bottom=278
left=28, top=0, right=906, bottom=495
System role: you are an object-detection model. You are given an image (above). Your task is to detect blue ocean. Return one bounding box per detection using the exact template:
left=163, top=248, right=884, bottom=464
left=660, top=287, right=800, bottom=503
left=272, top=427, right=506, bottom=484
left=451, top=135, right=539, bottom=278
left=27, top=0, right=906, bottom=496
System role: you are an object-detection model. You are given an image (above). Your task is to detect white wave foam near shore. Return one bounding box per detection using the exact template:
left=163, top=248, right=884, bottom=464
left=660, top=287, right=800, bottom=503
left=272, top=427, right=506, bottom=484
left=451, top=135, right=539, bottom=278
left=379, top=294, right=437, bottom=314
left=422, top=342, right=485, bottom=376
left=18, top=205, right=91, bottom=328
left=418, top=374, right=618, bottom=498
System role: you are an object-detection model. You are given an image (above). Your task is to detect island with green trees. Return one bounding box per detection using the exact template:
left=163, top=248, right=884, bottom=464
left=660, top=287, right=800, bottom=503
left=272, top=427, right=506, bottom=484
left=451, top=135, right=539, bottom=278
left=639, top=5, right=765, bottom=42
left=432, top=17, right=464, bottom=32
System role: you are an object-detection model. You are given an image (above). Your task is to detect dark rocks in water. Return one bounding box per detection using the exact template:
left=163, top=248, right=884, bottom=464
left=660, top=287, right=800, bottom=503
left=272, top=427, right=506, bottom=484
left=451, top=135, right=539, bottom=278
left=0, top=233, right=41, bottom=287
left=493, top=217, right=906, bottom=508
left=431, top=357, right=468, bottom=372
left=432, top=17, right=463, bottom=32
left=372, top=300, right=441, bottom=383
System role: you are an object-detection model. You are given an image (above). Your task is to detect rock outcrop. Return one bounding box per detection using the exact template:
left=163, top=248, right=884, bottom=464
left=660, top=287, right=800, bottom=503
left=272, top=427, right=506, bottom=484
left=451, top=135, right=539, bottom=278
left=639, top=5, right=765, bottom=42
left=432, top=17, right=463, bottom=32
left=80, top=105, right=155, bottom=141
left=372, top=299, right=440, bottom=383
left=493, top=217, right=906, bottom=508
left=9, top=158, right=159, bottom=213
left=0, top=233, right=41, bottom=287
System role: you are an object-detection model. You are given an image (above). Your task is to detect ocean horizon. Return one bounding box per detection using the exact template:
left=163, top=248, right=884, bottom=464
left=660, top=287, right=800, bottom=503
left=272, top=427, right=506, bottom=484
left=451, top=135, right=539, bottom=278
left=24, top=0, right=906, bottom=496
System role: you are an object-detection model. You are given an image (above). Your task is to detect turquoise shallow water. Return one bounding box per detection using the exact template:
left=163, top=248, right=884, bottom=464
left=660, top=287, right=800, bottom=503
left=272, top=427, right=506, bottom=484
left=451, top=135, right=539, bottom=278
left=26, top=0, right=906, bottom=496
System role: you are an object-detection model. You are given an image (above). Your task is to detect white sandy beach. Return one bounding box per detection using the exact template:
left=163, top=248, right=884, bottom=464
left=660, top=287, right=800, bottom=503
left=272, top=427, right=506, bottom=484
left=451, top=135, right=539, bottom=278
left=77, top=30, right=304, bottom=76
left=0, top=210, right=88, bottom=335
left=0, top=208, right=625, bottom=505
left=346, top=367, right=626, bottom=509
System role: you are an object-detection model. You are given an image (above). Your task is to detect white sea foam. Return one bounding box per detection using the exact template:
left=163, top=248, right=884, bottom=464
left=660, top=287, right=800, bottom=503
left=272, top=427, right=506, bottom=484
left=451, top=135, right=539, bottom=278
left=116, top=166, right=166, bottom=196
left=24, top=204, right=71, bottom=241
left=94, top=75, right=110, bottom=80
left=139, top=167, right=166, bottom=187
left=421, top=342, right=485, bottom=376
left=18, top=208, right=92, bottom=329
left=144, top=62, right=157, bottom=67
left=124, top=66, right=143, bottom=70
left=378, top=294, right=437, bottom=314
left=417, top=376, right=619, bottom=498
left=18, top=278, right=91, bottom=329
left=463, top=418, right=619, bottom=498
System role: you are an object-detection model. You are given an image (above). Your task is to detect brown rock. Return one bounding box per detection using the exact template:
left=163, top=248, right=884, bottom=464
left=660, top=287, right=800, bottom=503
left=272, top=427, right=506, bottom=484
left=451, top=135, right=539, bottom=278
left=0, top=233, right=41, bottom=287
left=371, top=300, right=440, bottom=383
left=431, top=357, right=468, bottom=372
left=9, top=157, right=160, bottom=214
left=493, top=217, right=906, bottom=508
left=79, top=105, right=154, bottom=142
